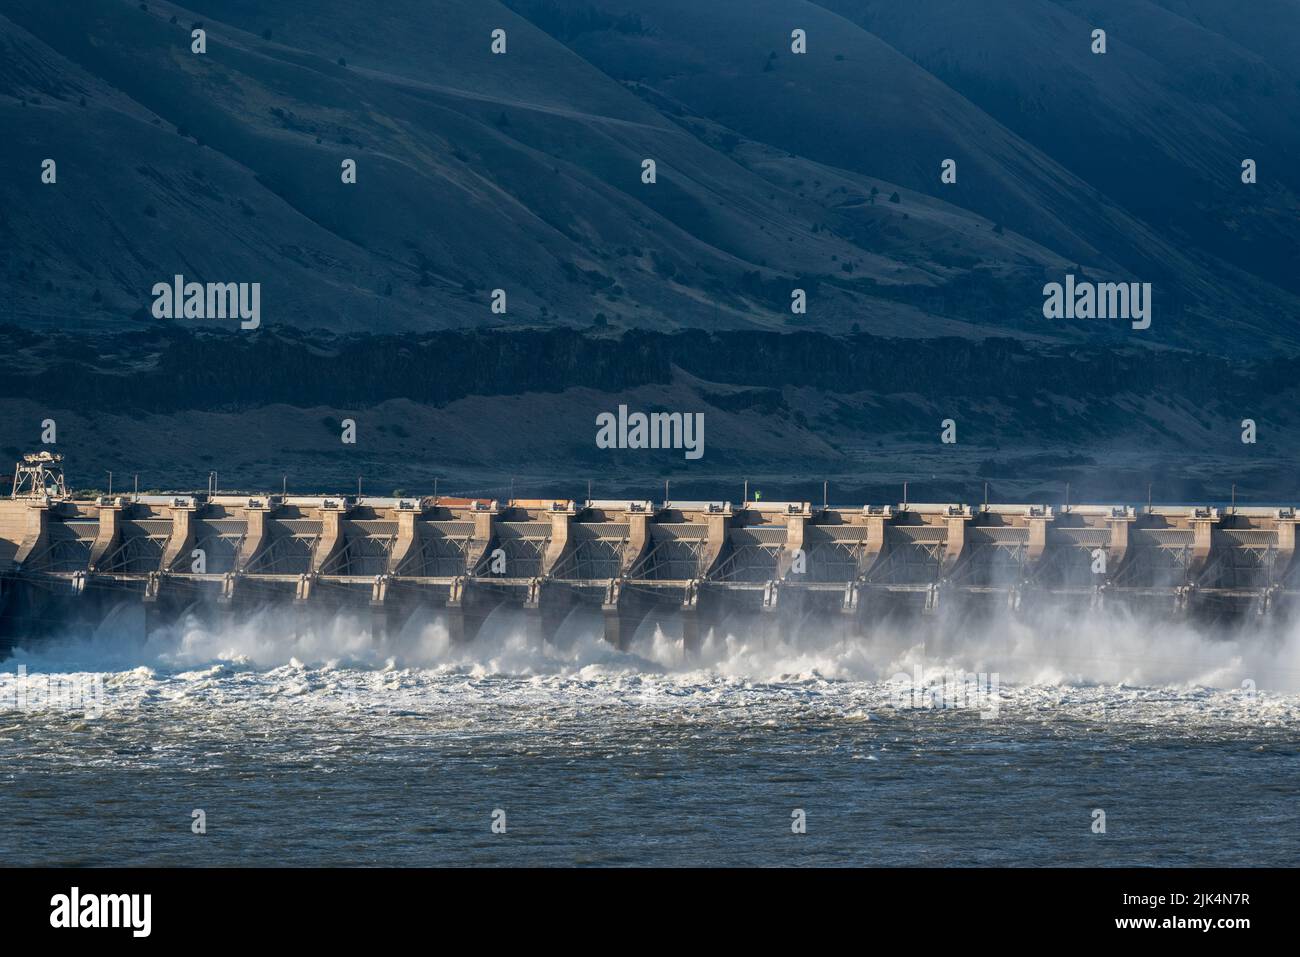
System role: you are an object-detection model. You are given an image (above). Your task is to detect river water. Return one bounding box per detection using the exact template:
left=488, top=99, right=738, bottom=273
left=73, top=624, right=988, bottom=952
left=2, top=604, right=1297, bottom=866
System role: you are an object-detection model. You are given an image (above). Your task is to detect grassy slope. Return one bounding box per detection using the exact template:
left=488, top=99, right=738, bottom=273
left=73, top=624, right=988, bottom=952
left=10, top=0, right=1292, bottom=349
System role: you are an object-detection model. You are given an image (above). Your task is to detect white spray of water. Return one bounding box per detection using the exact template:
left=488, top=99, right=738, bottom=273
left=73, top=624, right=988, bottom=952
left=5, top=598, right=1300, bottom=693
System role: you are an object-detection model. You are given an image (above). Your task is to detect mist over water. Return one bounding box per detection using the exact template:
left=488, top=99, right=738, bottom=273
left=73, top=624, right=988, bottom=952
left=7, top=598, right=1300, bottom=695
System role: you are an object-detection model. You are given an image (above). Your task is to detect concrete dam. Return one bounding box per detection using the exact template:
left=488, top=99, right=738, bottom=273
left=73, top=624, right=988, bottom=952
left=1, top=454, right=1296, bottom=655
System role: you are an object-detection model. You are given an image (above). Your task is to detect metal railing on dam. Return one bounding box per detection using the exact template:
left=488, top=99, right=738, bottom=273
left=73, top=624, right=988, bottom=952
left=3, top=474, right=1299, bottom=653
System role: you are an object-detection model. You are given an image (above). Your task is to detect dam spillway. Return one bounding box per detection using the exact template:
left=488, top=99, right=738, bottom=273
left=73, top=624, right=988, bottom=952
left=1, top=455, right=1297, bottom=655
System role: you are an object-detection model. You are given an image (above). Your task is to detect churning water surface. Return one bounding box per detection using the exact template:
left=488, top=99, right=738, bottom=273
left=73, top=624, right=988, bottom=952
left=1, top=603, right=1297, bottom=866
